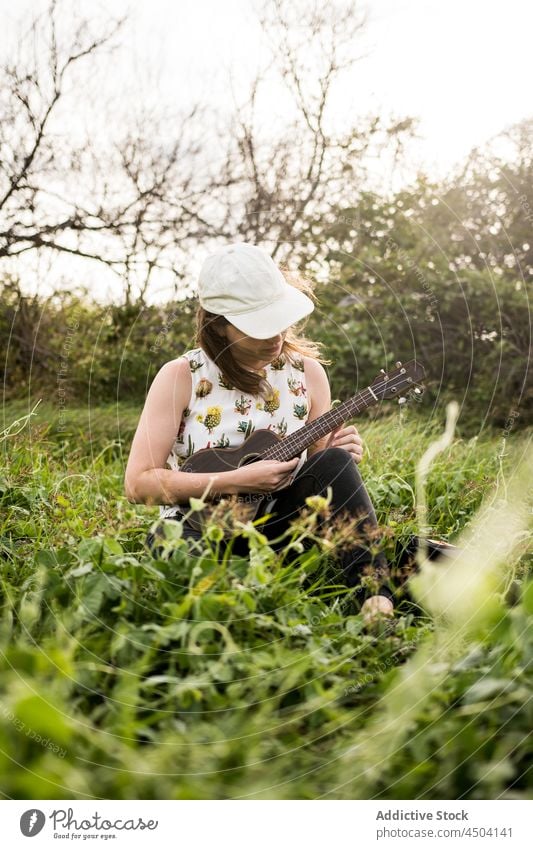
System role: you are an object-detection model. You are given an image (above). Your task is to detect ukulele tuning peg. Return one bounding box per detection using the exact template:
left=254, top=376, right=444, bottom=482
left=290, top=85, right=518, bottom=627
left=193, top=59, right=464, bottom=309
left=414, top=387, right=422, bottom=395
left=395, top=360, right=402, bottom=368
left=380, top=368, right=387, bottom=376
left=398, top=396, right=407, bottom=405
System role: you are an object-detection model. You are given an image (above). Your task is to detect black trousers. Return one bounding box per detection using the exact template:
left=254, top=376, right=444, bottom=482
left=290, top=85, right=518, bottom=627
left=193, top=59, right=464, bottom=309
left=145, top=447, right=393, bottom=602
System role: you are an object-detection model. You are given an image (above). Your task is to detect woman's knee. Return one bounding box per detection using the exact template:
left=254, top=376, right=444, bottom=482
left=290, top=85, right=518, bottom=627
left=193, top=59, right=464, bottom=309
left=308, top=447, right=361, bottom=478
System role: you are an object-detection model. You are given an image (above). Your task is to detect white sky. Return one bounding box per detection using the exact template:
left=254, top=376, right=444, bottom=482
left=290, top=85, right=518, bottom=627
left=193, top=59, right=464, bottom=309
left=118, top=0, right=533, bottom=178
left=2, top=0, right=532, bottom=301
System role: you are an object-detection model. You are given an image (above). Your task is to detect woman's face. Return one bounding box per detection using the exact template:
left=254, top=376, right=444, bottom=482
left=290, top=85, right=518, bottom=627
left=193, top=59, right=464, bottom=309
left=224, top=322, right=287, bottom=368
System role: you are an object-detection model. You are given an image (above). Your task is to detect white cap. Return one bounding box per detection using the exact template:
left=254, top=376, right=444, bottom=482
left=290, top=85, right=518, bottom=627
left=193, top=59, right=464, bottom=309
left=197, top=242, right=314, bottom=340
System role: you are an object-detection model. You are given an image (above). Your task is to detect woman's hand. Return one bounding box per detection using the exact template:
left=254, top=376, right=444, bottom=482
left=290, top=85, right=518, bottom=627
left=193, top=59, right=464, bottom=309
left=326, top=423, right=364, bottom=463
left=227, top=457, right=300, bottom=494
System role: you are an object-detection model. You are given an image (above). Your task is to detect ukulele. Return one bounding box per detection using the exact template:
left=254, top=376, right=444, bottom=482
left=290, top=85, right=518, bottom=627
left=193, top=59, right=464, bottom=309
left=178, top=359, right=426, bottom=532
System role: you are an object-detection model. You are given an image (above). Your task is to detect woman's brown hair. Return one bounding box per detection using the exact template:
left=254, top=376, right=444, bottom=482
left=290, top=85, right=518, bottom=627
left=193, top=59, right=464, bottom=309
left=195, top=266, right=331, bottom=399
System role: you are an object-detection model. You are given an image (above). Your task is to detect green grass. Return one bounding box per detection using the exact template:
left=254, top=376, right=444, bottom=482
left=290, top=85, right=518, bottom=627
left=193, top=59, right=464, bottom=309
left=0, top=401, right=531, bottom=799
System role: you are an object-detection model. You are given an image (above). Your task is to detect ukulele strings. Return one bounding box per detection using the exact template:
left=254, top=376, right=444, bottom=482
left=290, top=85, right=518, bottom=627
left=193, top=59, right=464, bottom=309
left=262, top=371, right=412, bottom=462
left=262, top=391, right=371, bottom=461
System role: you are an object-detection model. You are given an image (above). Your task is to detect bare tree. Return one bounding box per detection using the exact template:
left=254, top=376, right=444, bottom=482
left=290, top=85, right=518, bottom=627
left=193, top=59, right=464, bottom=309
left=0, top=0, right=233, bottom=304
left=209, top=0, right=416, bottom=266
left=0, top=0, right=415, bottom=305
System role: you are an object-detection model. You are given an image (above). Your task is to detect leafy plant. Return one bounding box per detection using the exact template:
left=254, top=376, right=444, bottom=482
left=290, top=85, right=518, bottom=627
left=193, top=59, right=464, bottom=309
left=0, top=402, right=531, bottom=798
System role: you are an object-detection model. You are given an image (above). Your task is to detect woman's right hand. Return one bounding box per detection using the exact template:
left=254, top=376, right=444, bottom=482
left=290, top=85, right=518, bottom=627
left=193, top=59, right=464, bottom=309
left=227, top=457, right=300, bottom=494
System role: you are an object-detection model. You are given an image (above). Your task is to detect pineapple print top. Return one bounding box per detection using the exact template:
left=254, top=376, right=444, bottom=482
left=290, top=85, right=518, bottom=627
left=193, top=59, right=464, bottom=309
left=159, top=346, right=309, bottom=518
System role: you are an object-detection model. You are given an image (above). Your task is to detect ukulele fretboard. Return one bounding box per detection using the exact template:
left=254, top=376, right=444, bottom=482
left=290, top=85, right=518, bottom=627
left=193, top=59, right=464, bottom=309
left=261, top=387, right=377, bottom=461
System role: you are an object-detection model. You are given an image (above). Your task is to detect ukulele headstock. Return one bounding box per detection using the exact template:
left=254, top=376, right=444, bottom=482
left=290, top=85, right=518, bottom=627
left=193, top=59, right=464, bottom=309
left=370, top=360, right=426, bottom=402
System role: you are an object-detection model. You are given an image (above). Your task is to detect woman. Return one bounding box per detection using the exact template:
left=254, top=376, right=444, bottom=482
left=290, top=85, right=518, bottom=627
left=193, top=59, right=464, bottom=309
left=125, top=242, right=394, bottom=623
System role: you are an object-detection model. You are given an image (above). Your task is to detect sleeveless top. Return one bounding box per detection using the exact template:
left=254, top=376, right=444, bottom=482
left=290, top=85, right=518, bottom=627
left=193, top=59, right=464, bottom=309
left=159, top=346, right=309, bottom=518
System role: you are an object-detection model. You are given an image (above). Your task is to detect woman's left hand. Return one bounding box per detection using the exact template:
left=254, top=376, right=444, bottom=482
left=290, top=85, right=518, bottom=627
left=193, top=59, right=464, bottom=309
left=326, top=424, right=364, bottom=463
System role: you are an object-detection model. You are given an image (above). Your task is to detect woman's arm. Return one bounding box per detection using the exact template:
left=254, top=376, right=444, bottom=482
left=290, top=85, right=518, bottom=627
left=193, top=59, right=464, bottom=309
left=303, top=357, right=332, bottom=457
left=124, top=358, right=236, bottom=505
left=304, top=357, right=363, bottom=462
